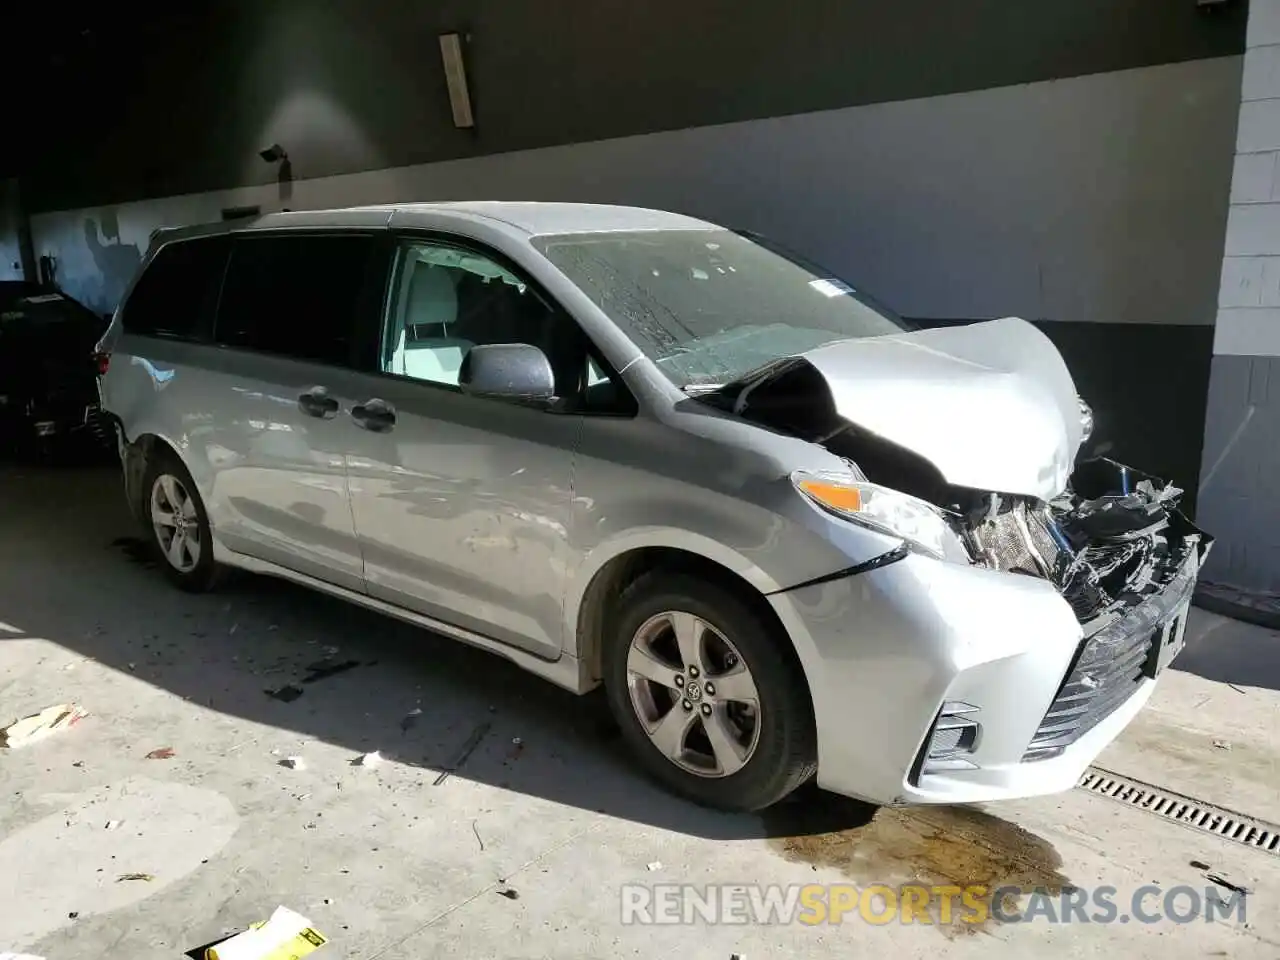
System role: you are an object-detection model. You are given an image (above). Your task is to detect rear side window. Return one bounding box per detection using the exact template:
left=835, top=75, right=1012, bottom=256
left=122, top=237, right=228, bottom=340
left=214, top=234, right=376, bottom=367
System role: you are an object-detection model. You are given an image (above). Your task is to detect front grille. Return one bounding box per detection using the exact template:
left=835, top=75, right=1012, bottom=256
left=1022, top=624, right=1155, bottom=761
left=1023, top=551, right=1198, bottom=762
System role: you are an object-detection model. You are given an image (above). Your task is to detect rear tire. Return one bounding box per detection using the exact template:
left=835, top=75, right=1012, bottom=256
left=141, top=449, right=222, bottom=592
left=603, top=571, right=817, bottom=811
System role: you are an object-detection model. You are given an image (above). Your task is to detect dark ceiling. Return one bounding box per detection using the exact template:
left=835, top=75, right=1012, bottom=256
left=4, top=3, right=212, bottom=178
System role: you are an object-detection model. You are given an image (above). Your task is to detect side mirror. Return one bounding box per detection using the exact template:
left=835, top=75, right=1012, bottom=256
left=459, top=343, right=555, bottom=403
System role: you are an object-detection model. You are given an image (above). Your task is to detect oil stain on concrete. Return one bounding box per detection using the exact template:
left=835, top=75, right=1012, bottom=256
left=763, top=791, right=1070, bottom=937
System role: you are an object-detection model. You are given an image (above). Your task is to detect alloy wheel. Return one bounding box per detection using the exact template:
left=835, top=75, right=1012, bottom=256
left=625, top=610, right=762, bottom=778
left=150, top=473, right=201, bottom=573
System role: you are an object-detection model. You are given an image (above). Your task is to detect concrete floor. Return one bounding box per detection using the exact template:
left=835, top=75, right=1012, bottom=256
left=1, top=463, right=1277, bottom=959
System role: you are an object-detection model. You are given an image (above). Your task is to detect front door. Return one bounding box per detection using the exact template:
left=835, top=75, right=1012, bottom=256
left=343, top=238, right=595, bottom=659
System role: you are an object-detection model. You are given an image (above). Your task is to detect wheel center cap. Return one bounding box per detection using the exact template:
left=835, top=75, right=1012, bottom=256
left=685, top=680, right=702, bottom=701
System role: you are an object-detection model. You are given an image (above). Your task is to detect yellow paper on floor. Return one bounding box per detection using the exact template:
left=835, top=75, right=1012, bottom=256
left=205, top=906, right=327, bottom=960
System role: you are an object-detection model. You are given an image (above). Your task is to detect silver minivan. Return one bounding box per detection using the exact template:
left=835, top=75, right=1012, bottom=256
left=97, top=202, right=1211, bottom=811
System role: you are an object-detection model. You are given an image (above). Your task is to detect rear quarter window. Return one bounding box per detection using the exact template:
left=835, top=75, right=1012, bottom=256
left=122, top=236, right=229, bottom=340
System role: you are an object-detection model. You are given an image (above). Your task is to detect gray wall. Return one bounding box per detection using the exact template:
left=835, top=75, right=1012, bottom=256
left=0, top=181, right=24, bottom=281
left=31, top=58, right=1239, bottom=329
left=1199, top=0, right=1280, bottom=591
left=24, top=0, right=1245, bottom=213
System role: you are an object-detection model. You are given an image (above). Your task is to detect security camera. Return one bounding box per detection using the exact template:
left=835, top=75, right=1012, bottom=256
left=259, top=144, right=288, bottom=163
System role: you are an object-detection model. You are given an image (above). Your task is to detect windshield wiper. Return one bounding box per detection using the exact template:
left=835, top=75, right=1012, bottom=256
left=680, top=355, right=802, bottom=409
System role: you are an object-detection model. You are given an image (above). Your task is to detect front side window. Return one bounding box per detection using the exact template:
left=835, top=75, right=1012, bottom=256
left=214, top=234, right=374, bottom=366
left=382, top=240, right=623, bottom=410
left=123, top=237, right=229, bottom=340
left=531, top=229, right=908, bottom=389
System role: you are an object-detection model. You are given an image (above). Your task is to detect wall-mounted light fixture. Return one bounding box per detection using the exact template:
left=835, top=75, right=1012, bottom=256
left=257, top=144, right=294, bottom=204
left=438, top=33, right=475, bottom=129
left=258, top=144, right=289, bottom=164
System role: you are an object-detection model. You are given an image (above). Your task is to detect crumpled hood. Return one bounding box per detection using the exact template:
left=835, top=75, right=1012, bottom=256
left=796, top=318, right=1083, bottom=500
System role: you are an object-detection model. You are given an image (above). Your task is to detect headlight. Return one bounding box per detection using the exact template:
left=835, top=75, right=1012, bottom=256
left=792, top=471, right=967, bottom=562
left=1078, top=395, right=1094, bottom=444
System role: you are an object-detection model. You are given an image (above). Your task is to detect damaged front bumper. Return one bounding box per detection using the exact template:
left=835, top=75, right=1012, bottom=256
left=768, top=457, right=1212, bottom=807
left=983, top=458, right=1213, bottom=762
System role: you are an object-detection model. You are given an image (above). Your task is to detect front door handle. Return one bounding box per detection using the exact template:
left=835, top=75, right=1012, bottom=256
left=298, top=387, right=339, bottom=419
left=352, top=398, right=396, bottom=432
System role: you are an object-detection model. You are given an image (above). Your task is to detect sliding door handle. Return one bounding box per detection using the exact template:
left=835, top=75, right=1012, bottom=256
left=352, top=398, right=396, bottom=432
left=298, top=387, right=339, bottom=419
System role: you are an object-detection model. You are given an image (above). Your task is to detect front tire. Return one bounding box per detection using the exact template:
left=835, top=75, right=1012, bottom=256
left=603, top=571, right=817, bottom=811
left=141, top=449, right=221, bottom=592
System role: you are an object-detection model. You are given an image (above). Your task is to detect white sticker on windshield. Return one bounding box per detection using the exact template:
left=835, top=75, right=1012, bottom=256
left=809, top=278, right=854, bottom=298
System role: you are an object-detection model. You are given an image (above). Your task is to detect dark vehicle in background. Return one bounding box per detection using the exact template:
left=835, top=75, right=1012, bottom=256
left=0, top=288, right=113, bottom=457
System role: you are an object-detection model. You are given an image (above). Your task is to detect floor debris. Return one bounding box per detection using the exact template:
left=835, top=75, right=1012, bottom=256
left=1212, top=739, right=1232, bottom=751
left=116, top=873, right=155, bottom=882
left=433, top=721, right=491, bottom=786
left=302, top=660, right=360, bottom=684
left=104, top=820, right=121, bottom=831
left=472, top=820, right=485, bottom=851
left=353, top=751, right=381, bottom=768
left=282, top=756, right=306, bottom=771
left=646, top=861, right=663, bottom=872
left=1205, top=872, right=1250, bottom=896
left=496, top=888, right=520, bottom=900
left=400, top=708, right=422, bottom=734
left=145, top=746, right=176, bottom=760
left=0, top=703, right=87, bottom=749
left=265, top=684, right=304, bottom=703
left=201, top=905, right=327, bottom=959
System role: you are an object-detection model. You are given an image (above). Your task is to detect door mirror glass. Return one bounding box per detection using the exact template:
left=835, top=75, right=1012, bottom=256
left=459, top=343, right=555, bottom=403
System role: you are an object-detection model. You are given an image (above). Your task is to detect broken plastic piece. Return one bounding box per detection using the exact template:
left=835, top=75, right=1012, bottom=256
left=0, top=703, right=87, bottom=749
left=104, top=820, right=121, bottom=831
left=433, top=722, right=491, bottom=786
left=354, top=751, right=381, bottom=768
left=400, top=708, right=422, bottom=734
left=145, top=746, right=176, bottom=760
left=646, top=861, right=662, bottom=872
left=116, top=873, right=154, bottom=882
left=202, top=905, right=327, bottom=960
left=282, top=756, right=306, bottom=770
left=1205, top=872, right=1249, bottom=896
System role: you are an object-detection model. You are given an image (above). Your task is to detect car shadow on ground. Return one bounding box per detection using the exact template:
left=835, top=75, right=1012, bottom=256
left=0, top=463, right=877, bottom=843
left=1175, top=607, right=1280, bottom=693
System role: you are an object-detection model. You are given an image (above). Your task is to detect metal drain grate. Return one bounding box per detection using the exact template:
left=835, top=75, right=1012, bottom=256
left=1079, top=766, right=1280, bottom=857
